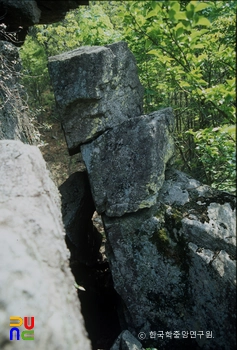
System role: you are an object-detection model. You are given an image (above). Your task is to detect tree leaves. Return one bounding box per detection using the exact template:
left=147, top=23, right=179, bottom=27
left=193, top=17, right=211, bottom=27
left=146, top=5, right=160, bottom=19
left=187, top=126, right=236, bottom=191
left=174, top=23, right=185, bottom=37
left=120, top=0, right=236, bottom=191
left=194, top=2, right=212, bottom=12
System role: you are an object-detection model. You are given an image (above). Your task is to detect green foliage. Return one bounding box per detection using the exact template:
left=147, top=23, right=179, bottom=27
left=187, top=125, right=236, bottom=191
left=19, top=35, right=53, bottom=117
left=116, top=0, right=236, bottom=192
left=34, top=3, right=121, bottom=56
left=120, top=1, right=235, bottom=120
left=19, top=0, right=236, bottom=193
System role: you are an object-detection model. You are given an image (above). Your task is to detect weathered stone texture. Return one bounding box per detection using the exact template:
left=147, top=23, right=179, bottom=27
left=1, top=0, right=41, bottom=26
left=103, top=169, right=236, bottom=350
left=81, top=108, right=175, bottom=217
left=110, top=330, right=144, bottom=350
left=47, top=41, right=236, bottom=350
left=0, top=140, right=91, bottom=350
left=48, top=42, right=144, bottom=154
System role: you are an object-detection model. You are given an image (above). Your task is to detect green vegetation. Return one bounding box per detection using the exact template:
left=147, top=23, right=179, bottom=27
left=19, top=0, right=236, bottom=193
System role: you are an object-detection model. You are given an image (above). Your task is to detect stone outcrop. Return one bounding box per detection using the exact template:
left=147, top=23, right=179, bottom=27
left=104, top=169, right=236, bottom=350
left=48, top=42, right=236, bottom=350
left=0, top=0, right=88, bottom=45
left=0, top=140, right=91, bottom=350
left=81, top=108, right=174, bottom=217
left=0, top=41, right=37, bottom=143
left=48, top=42, right=144, bottom=155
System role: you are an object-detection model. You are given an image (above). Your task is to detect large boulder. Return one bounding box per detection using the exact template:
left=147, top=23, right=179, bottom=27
left=81, top=108, right=175, bottom=217
left=47, top=41, right=236, bottom=350
left=0, top=41, right=37, bottom=143
left=48, top=42, right=144, bottom=154
left=0, top=140, right=91, bottom=350
left=0, top=0, right=88, bottom=44
left=103, top=169, right=236, bottom=350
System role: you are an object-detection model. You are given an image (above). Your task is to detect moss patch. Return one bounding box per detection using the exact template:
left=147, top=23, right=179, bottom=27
left=150, top=227, right=170, bottom=251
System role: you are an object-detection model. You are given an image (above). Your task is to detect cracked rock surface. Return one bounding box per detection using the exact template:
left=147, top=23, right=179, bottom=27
left=0, top=140, right=91, bottom=350
left=104, top=169, right=236, bottom=349
left=48, top=42, right=144, bottom=154
left=81, top=108, right=174, bottom=217
left=48, top=41, right=236, bottom=350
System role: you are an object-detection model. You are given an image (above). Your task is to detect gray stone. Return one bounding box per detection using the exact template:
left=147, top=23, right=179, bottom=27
left=3, top=0, right=41, bottom=26
left=211, top=249, right=236, bottom=285
left=110, top=330, right=144, bottom=350
left=0, top=41, right=38, bottom=143
left=48, top=42, right=144, bottom=154
left=81, top=108, right=175, bottom=217
left=0, top=140, right=91, bottom=350
left=0, top=1, right=88, bottom=44
left=181, top=202, right=236, bottom=257
left=103, top=168, right=236, bottom=350
left=160, top=170, right=236, bottom=256
left=59, top=171, right=102, bottom=265
left=37, top=1, right=89, bottom=24
left=0, top=0, right=41, bottom=27
left=161, top=184, right=189, bottom=206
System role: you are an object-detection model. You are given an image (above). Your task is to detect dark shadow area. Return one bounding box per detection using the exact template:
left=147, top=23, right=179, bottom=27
left=59, top=171, right=121, bottom=349
left=66, top=235, right=121, bottom=350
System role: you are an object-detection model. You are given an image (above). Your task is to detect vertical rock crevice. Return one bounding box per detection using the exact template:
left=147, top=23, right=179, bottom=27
left=59, top=171, right=122, bottom=349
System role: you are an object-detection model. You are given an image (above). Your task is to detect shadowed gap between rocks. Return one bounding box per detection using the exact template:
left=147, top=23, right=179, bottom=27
left=59, top=171, right=122, bottom=350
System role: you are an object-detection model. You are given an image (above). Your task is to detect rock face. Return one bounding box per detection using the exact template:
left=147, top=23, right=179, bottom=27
left=111, top=330, right=144, bottom=350
left=0, top=0, right=88, bottom=44
left=81, top=108, right=174, bottom=217
left=0, top=140, right=91, bottom=350
left=104, top=169, right=236, bottom=350
left=59, top=171, right=102, bottom=266
left=48, top=42, right=144, bottom=155
left=0, top=41, right=37, bottom=143
left=48, top=42, right=236, bottom=350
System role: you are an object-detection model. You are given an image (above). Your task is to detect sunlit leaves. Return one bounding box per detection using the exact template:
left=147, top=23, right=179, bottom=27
left=174, top=11, right=188, bottom=21
left=174, top=23, right=184, bottom=38
left=33, top=3, right=121, bottom=56
left=193, top=17, right=211, bottom=27
left=170, top=1, right=180, bottom=13
left=186, top=126, right=236, bottom=191
left=194, top=2, right=212, bottom=12
left=121, top=0, right=235, bottom=191
left=146, top=5, right=160, bottom=19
